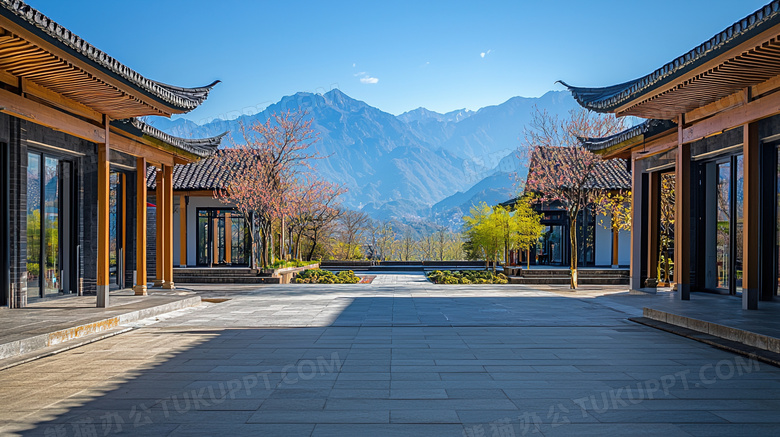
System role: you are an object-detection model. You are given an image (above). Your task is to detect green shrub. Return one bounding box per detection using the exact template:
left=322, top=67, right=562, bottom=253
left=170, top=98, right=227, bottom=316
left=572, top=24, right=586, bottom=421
left=425, top=269, right=508, bottom=285
left=295, top=268, right=361, bottom=284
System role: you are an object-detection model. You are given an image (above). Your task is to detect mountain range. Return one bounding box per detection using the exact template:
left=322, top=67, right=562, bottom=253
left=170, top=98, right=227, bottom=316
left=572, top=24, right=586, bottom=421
left=147, top=89, right=579, bottom=226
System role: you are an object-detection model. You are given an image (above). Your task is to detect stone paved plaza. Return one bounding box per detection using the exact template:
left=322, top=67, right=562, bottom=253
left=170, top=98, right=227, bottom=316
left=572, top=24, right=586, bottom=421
left=1, top=273, right=780, bottom=436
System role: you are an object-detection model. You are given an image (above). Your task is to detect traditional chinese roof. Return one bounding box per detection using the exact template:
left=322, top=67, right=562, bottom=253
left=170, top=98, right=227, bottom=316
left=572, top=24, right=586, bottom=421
left=580, top=119, right=677, bottom=153
left=0, top=0, right=219, bottom=117
left=560, top=1, right=780, bottom=118
left=147, top=152, right=231, bottom=191
left=527, top=146, right=631, bottom=191
left=116, top=118, right=225, bottom=159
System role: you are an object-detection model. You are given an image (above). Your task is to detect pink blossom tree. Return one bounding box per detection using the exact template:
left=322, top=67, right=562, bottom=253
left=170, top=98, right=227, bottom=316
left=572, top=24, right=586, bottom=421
left=522, top=107, right=627, bottom=288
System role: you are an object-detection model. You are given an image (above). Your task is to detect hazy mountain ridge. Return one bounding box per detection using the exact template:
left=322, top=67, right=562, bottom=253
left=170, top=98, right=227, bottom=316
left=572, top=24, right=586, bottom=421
left=148, top=89, right=578, bottom=224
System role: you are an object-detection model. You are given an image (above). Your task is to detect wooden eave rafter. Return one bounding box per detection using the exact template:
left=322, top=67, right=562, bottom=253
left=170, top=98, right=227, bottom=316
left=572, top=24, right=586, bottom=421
left=0, top=19, right=182, bottom=118
left=615, top=24, right=780, bottom=119
left=632, top=131, right=680, bottom=161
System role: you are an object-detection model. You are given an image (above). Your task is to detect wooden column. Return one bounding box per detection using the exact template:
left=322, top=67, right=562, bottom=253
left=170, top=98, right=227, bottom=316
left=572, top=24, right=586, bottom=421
left=675, top=119, right=692, bottom=300
left=179, top=195, right=187, bottom=267
left=162, top=165, right=175, bottom=289
left=212, top=217, right=219, bottom=265
left=743, top=122, right=759, bottom=309
left=647, top=171, right=660, bottom=281
left=97, top=117, right=110, bottom=307
left=153, top=169, right=164, bottom=287
left=611, top=227, right=620, bottom=268
left=225, top=212, right=232, bottom=265
left=629, top=154, right=643, bottom=290
left=134, top=158, right=148, bottom=295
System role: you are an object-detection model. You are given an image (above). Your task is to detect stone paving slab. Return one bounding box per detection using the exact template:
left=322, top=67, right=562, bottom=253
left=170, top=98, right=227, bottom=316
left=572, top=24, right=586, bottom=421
left=1, top=273, right=780, bottom=435
left=0, top=290, right=201, bottom=362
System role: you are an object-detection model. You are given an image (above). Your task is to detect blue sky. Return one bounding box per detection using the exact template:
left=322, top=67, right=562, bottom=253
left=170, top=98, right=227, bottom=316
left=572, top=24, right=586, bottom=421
left=27, top=0, right=770, bottom=124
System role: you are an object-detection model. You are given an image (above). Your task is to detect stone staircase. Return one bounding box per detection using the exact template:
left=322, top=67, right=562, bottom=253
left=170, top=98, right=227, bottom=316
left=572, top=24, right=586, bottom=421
left=173, top=268, right=280, bottom=284
left=509, top=268, right=629, bottom=285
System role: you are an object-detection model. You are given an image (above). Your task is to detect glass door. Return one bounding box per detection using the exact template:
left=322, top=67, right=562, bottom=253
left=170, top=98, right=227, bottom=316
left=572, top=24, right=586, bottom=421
left=27, top=152, right=73, bottom=299
left=196, top=209, right=250, bottom=266
left=715, top=161, right=731, bottom=291
left=706, top=155, right=743, bottom=295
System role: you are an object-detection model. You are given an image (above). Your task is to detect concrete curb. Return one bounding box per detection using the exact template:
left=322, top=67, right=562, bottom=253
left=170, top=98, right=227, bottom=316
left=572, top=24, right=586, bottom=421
left=642, top=307, right=780, bottom=354
left=0, top=296, right=201, bottom=361
left=630, top=316, right=780, bottom=368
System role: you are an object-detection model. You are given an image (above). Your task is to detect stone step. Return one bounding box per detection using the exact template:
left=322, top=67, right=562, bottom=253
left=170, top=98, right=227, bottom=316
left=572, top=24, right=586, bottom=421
left=173, top=276, right=280, bottom=284
left=509, top=276, right=629, bottom=285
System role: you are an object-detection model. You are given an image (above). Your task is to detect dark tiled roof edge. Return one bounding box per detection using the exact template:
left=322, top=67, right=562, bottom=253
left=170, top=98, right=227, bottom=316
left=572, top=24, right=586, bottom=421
left=580, top=119, right=677, bottom=152
left=0, top=0, right=219, bottom=112
left=527, top=146, right=631, bottom=191
left=146, top=153, right=231, bottom=191
left=127, top=118, right=225, bottom=158
left=559, top=1, right=780, bottom=113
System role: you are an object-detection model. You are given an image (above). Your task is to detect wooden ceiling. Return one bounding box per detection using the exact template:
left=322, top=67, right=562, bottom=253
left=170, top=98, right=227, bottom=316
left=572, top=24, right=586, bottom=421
left=619, top=35, right=780, bottom=119
left=0, top=29, right=168, bottom=119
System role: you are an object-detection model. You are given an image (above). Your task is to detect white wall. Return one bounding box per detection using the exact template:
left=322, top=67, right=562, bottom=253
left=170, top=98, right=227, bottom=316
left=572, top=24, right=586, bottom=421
left=594, top=211, right=631, bottom=267
left=618, top=228, right=630, bottom=267
left=595, top=212, right=613, bottom=267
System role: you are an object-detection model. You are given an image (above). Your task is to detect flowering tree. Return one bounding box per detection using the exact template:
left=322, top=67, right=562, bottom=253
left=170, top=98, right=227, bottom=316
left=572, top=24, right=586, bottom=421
left=523, top=107, right=627, bottom=288
left=214, top=110, right=322, bottom=268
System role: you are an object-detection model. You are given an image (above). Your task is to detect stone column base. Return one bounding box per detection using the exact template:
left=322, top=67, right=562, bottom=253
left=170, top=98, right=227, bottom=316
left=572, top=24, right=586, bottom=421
left=162, top=281, right=176, bottom=290
left=133, top=285, right=148, bottom=296
left=97, top=285, right=109, bottom=308
left=153, top=279, right=164, bottom=287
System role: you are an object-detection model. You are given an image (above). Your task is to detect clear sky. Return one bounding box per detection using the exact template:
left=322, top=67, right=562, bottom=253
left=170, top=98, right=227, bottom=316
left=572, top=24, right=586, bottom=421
left=26, top=0, right=771, bottom=124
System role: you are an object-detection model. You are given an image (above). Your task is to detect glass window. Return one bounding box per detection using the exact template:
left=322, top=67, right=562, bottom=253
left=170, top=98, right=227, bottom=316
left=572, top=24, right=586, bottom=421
left=44, top=157, right=59, bottom=296
left=716, top=162, right=731, bottom=290
left=27, top=153, right=41, bottom=298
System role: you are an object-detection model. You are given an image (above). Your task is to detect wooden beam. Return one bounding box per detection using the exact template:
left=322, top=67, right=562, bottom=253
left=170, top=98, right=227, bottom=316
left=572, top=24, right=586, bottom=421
left=684, top=89, right=747, bottom=124
left=110, top=129, right=175, bottom=167
left=614, top=24, right=780, bottom=116
left=743, top=122, right=759, bottom=309
left=97, top=117, right=110, bottom=307
left=681, top=83, right=780, bottom=144
left=634, top=131, right=679, bottom=161
left=0, top=86, right=105, bottom=143
left=162, top=165, right=175, bottom=289
left=179, top=195, right=187, bottom=267
left=21, top=77, right=104, bottom=124
left=134, top=157, right=148, bottom=296
left=0, top=17, right=183, bottom=116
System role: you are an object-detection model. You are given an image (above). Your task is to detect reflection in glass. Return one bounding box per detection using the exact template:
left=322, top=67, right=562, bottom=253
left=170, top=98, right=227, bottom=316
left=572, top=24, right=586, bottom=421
left=27, top=153, right=41, bottom=298
left=716, top=162, right=731, bottom=290
left=109, top=173, right=120, bottom=285
left=197, top=210, right=209, bottom=266
left=196, top=209, right=251, bottom=266
left=659, top=173, right=675, bottom=283
left=735, top=155, right=743, bottom=294
left=536, top=225, right=563, bottom=265
left=44, top=157, right=59, bottom=296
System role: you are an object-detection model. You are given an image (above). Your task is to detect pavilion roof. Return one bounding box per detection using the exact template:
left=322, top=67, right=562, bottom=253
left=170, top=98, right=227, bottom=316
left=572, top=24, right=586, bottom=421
left=146, top=152, right=232, bottom=191
left=560, top=1, right=780, bottom=118
left=0, top=0, right=219, bottom=117
left=580, top=119, right=677, bottom=154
